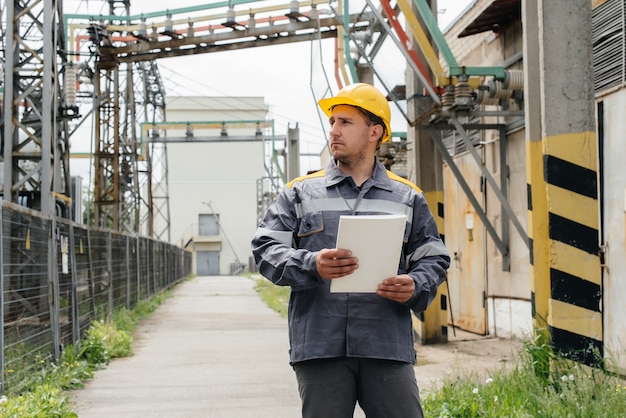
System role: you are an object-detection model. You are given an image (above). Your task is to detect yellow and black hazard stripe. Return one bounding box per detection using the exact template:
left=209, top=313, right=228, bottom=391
left=413, top=190, right=448, bottom=343
left=529, top=132, right=602, bottom=366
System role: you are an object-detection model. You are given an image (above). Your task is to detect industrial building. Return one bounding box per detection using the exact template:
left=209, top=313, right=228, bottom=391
left=1, top=0, right=624, bottom=386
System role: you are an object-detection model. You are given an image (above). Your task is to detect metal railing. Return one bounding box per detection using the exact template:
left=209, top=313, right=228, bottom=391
left=0, top=202, right=191, bottom=394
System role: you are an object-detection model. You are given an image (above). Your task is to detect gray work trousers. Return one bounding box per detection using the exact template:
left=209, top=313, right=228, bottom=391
left=293, top=357, right=424, bottom=418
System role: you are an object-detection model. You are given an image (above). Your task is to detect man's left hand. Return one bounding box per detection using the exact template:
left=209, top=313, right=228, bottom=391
left=376, top=275, right=415, bottom=303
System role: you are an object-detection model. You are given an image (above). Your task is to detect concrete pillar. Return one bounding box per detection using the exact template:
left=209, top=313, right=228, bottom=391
left=523, top=0, right=602, bottom=365
left=286, top=125, right=300, bottom=181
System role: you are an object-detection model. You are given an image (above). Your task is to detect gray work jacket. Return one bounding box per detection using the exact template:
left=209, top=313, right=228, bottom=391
left=251, top=159, right=450, bottom=365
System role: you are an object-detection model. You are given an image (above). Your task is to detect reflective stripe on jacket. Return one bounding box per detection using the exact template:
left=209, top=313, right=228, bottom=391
left=251, top=159, right=450, bottom=365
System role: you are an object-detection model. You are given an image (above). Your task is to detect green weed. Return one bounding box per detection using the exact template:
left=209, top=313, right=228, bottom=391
left=422, top=331, right=626, bottom=417
left=0, top=291, right=170, bottom=417
left=252, top=276, right=290, bottom=318
left=0, top=384, right=77, bottom=418
left=79, top=319, right=132, bottom=366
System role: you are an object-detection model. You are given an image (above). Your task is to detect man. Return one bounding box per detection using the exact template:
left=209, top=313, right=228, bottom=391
left=251, top=83, right=450, bottom=418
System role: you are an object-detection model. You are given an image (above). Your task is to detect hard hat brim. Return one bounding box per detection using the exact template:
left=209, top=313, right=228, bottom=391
left=317, top=97, right=392, bottom=142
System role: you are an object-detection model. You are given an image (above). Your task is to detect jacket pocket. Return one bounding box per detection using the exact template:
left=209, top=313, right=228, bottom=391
left=297, top=212, right=324, bottom=237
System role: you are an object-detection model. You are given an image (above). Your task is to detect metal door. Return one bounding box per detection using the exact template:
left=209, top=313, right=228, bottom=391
left=600, top=95, right=626, bottom=374
left=444, top=154, right=487, bottom=334
left=197, top=251, right=219, bottom=275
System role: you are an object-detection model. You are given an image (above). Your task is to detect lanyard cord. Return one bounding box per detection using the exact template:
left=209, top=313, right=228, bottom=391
left=336, top=179, right=371, bottom=215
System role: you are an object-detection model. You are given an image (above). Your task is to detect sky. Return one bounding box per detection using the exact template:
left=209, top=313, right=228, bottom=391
left=67, top=0, right=472, bottom=178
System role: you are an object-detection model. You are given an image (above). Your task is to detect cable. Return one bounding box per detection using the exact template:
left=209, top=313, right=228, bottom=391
left=157, top=62, right=328, bottom=158
left=308, top=12, right=334, bottom=156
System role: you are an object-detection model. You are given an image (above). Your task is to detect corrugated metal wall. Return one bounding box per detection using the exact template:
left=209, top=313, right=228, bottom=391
left=593, top=0, right=626, bottom=94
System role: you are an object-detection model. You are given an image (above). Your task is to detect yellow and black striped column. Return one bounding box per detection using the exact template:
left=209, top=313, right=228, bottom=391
left=524, top=0, right=602, bottom=365
left=412, top=190, right=448, bottom=344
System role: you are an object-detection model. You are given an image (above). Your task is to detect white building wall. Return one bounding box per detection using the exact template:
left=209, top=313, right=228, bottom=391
left=160, top=96, right=268, bottom=275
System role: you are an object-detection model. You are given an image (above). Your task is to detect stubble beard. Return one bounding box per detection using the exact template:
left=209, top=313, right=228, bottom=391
left=333, top=148, right=368, bottom=170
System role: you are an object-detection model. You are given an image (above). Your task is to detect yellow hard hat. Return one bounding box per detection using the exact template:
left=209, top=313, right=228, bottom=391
left=318, top=83, right=392, bottom=142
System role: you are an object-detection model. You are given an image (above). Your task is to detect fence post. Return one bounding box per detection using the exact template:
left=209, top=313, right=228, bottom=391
left=147, top=240, right=152, bottom=297
left=136, top=237, right=141, bottom=301
left=69, top=225, right=80, bottom=345
left=107, top=231, right=113, bottom=315
left=126, top=235, right=130, bottom=309
left=49, top=219, right=61, bottom=360
left=0, top=205, right=5, bottom=393
left=86, top=228, right=96, bottom=317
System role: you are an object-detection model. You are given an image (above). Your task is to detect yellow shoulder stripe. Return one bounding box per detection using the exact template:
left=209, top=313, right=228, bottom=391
left=386, top=170, right=423, bottom=193
left=287, top=169, right=326, bottom=188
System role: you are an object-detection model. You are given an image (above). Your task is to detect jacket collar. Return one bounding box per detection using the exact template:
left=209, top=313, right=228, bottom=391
left=324, top=158, right=394, bottom=192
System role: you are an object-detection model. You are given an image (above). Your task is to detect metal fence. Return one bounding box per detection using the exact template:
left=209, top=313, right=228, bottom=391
left=0, top=202, right=192, bottom=394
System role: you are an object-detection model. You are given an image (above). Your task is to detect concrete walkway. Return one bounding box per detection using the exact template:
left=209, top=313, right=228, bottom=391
left=70, top=275, right=303, bottom=418
left=71, top=275, right=519, bottom=417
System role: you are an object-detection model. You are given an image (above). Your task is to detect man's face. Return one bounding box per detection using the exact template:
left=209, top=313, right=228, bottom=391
left=328, top=105, right=380, bottom=165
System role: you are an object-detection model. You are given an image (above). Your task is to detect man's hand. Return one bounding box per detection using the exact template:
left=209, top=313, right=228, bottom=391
left=377, top=275, right=415, bottom=303
left=316, top=248, right=358, bottom=279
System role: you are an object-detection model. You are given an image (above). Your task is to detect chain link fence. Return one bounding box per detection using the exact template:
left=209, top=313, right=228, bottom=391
left=0, top=202, right=191, bottom=394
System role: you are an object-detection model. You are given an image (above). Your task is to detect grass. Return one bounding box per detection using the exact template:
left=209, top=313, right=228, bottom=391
left=421, top=330, right=626, bottom=417
left=0, top=290, right=170, bottom=418
left=251, top=275, right=626, bottom=417
left=251, top=274, right=291, bottom=318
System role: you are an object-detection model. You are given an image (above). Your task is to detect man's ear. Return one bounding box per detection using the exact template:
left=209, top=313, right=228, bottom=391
left=369, top=124, right=383, bottom=144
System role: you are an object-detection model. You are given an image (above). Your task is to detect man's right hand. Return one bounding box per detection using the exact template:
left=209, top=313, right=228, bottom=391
left=316, top=248, right=358, bottom=279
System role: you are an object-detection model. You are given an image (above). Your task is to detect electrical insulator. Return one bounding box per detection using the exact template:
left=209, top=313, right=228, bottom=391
left=164, top=13, right=173, bottom=32
left=441, top=85, right=455, bottom=109
left=503, top=70, right=524, bottom=91
left=475, top=89, right=499, bottom=106
left=290, top=1, right=299, bottom=14
left=138, top=17, right=147, bottom=37
left=65, top=65, right=77, bottom=107
left=488, top=79, right=512, bottom=99
left=226, top=7, right=236, bottom=25
left=454, top=77, right=472, bottom=106
left=187, top=20, right=194, bottom=37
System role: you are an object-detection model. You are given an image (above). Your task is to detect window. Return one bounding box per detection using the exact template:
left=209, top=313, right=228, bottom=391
left=199, top=213, right=219, bottom=236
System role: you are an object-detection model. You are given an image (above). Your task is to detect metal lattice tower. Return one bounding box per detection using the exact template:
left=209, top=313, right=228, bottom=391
left=83, top=1, right=171, bottom=236
left=91, top=1, right=139, bottom=231
left=135, top=60, right=170, bottom=241
left=3, top=0, right=378, bottom=237
left=2, top=0, right=74, bottom=214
